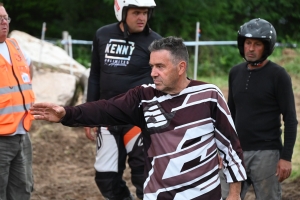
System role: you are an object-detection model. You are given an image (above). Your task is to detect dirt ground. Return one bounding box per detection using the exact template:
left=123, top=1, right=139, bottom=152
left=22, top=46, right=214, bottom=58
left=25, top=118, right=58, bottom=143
left=30, top=120, right=145, bottom=200
left=30, top=76, right=300, bottom=199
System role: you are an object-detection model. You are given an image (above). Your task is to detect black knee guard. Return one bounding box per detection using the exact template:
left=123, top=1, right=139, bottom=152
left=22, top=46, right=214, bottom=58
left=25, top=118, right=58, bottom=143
left=95, top=171, right=131, bottom=200
left=131, top=167, right=144, bottom=199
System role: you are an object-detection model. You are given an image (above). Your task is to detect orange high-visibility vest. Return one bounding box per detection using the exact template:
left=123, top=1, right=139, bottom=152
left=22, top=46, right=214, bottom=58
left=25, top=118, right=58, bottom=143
left=0, top=38, right=35, bottom=135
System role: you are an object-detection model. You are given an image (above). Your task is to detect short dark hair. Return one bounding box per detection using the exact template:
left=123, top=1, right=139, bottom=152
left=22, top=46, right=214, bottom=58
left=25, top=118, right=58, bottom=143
left=0, top=3, right=3, bottom=6
left=148, top=36, right=189, bottom=68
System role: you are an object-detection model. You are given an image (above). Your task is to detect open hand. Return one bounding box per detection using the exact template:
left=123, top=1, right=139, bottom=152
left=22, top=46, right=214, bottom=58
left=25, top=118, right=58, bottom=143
left=30, top=102, right=66, bottom=122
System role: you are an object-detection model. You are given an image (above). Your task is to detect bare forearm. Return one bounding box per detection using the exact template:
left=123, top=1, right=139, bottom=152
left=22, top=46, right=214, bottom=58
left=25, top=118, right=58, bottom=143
left=227, top=182, right=241, bottom=200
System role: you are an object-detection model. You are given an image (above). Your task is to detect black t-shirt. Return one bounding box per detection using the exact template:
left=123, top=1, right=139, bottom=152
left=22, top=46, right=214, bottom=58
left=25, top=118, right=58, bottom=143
left=228, top=61, right=298, bottom=161
left=87, top=22, right=162, bottom=101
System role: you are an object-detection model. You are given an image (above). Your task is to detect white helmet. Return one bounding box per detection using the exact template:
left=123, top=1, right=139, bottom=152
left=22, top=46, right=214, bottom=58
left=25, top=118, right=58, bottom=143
left=114, top=0, right=156, bottom=22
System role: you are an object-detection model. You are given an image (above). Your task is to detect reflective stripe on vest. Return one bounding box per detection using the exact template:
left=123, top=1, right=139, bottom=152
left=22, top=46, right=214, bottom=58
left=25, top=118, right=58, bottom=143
left=0, top=38, right=35, bottom=135
left=0, top=103, right=32, bottom=115
left=0, top=84, right=32, bottom=95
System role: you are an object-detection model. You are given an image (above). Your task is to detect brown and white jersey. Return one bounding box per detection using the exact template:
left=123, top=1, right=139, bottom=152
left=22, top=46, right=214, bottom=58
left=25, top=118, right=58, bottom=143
left=62, top=80, right=247, bottom=199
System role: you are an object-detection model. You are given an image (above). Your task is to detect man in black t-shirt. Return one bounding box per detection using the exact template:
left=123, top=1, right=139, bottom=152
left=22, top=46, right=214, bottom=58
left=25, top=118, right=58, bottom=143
left=84, top=0, right=161, bottom=199
left=227, top=18, right=298, bottom=199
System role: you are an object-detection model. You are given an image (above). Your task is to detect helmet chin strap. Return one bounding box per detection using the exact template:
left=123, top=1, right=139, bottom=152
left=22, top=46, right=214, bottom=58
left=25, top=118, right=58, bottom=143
left=245, top=53, right=268, bottom=67
left=123, top=22, right=129, bottom=43
left=247, top=60, right=264, bottom=67
left=122, top=21, right=150, bottom=42
left=144, top=23, right=150, bottom=35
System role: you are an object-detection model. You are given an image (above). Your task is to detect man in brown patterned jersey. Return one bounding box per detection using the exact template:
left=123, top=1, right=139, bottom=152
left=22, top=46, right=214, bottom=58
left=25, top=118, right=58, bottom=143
left=30, top=36, right=246, bottom=200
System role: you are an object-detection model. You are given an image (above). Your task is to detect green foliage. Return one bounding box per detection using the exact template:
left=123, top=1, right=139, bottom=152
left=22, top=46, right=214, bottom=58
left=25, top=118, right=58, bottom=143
left=189, top=45, right=244, bottom=76
left=3, top=0, right=300, bottom=74
left=4, top=0, right=114, bottom=40
left=269, top=47, right=300, bottom=76
left=197, top=75, right=229, bottom=89
left=73, top=45, right=91, bottom=68
left=4, top=0, right=300, bottom=42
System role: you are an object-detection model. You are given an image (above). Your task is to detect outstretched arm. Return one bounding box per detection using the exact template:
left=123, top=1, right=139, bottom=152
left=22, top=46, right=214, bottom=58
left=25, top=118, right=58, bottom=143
left=30, top=102, right=66, bottom=122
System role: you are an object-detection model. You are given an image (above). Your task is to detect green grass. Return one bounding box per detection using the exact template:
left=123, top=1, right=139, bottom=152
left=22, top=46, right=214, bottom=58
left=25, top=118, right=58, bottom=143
left=290, top=128, right=300, bottom=179
left=289, top=76, right=300, bottom=180
left=197, top=75, right=228, bottom=89
left=269, top=48, right=300, bottom=77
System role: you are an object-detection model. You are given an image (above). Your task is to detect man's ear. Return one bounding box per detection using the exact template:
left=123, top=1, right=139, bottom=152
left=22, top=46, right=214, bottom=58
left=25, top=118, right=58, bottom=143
left=178, top=61, right=187, bottom=75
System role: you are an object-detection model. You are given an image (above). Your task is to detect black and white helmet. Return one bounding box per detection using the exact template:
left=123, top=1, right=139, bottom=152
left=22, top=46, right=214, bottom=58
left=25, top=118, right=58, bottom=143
left=237, top=18, right=277, bottom=65
left=114, top=0, right=156, bottom=22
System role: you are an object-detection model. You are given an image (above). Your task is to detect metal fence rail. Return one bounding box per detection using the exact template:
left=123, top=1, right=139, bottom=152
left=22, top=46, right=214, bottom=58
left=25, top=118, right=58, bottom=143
left=40, top=22, right=297, bottom=79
